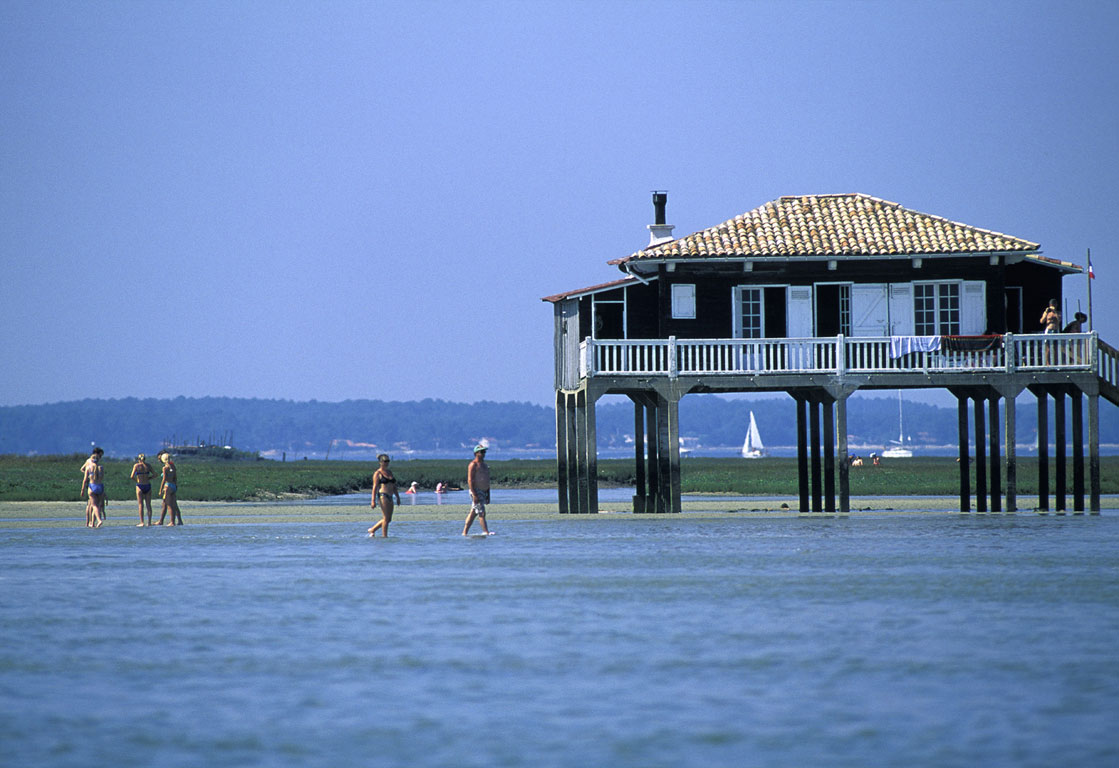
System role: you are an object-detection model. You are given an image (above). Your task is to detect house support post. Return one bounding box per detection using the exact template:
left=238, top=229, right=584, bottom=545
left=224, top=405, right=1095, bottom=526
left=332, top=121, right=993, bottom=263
left=988, top=392, right=1001, bottom=512
left=835, top=391, right=851, bottom=514
left=1089, top=390, right=1101, bottom=513
left=809, top=396, right=822, bottom=512
left=629, top=394, right=647, bottom=514
left=1055, top=388, right=1066, bottom=512
left=1071, top=386, right=1084, bottom=512
left=995, top=383, right=1024, bottom=513
left=953, top=389, right=970, bottom=512
left=974, top=395, right=987, bottom=513
left=555, top=386, right=599, bottom=515
left=822, top=394, right=836, bottom=513
left=795, top=395, right=809, bottom=513
left=1034, top=386, right=1049, bottom=511
left=555, top=390, right=572, bottom=515
left=666, top=390, right=683, bottom=514
left=581, top=388, right=598, bottom=514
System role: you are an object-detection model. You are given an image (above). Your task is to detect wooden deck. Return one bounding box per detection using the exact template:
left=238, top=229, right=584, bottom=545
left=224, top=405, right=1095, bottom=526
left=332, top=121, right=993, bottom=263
left=582, top=332, right=1108, bottom=381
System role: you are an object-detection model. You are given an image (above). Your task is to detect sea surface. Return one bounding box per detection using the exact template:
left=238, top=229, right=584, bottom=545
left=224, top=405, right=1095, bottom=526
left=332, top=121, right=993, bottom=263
left=2, top=511, right=1118, bottom=767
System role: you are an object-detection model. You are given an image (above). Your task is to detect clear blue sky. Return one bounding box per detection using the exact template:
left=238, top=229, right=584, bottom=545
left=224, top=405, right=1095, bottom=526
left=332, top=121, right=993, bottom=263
left=2, top=0, right=1116, bottom=408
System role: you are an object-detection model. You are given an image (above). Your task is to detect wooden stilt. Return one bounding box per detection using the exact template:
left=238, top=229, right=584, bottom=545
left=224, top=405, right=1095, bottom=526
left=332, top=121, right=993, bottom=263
left=809, top=398, right=822, bottom=513
left=666, top=392, right=682, bottom=515
left=1071, top=387, right=1084, bottom=512
left=989, top=394, right=1001, bottom=512
left=796, top=396, right=809, bottom=513
left=1037, top=390, right=1049, bottom=511
left=556, top=390, right=571, bottom=515
left=974, top=396, right=987, bottom=513
left=631, top=395, right=646, bottom=513
left=1004, top=389, right=1018, bottom=512
left=836, top=393, right=850, bottom=514
left=1055, top=389, right=1066, bottom=511
left=957, top=393, right=970, bottom=512
left=1089, top=392, right=1101, bottom=513
left=823, top=396, right=836, bottom=513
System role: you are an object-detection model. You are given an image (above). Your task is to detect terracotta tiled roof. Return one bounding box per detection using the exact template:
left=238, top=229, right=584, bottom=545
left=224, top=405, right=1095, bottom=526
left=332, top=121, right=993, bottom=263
left=610, top=193, right=1041, bottom=264
left=541, top=276, right=645, bottom=303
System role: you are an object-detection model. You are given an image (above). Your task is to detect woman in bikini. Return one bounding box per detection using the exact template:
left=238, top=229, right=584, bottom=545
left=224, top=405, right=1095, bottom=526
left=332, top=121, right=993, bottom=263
left=130, top=453, right=156, bottom=526
left=156, top=451, right=183, bottom=526
left=368, top=453, right=400, bottom=537
left=81, top=447, right=106, bottom=528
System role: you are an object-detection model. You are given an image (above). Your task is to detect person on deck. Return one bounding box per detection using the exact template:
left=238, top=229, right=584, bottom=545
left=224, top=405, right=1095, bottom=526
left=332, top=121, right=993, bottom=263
left=368, top=454, right=400, bottom=537
left=156, top=451, right=183, bottom=526
left=1062, top=311, right=1087, bottom=333
left=130, top=453, right=156, bottom=526
left=462, top=444, right=493, bottom=536
left=1040, top=299, right=1062, bottom=364
left=1040, top=300, right=1061, bottom=333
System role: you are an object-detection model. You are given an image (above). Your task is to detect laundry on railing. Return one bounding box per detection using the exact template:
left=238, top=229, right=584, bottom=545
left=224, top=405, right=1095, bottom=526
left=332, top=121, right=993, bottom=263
left=889, top=335, right=941, bottom=359
left=942, top=335, right=1003, bottom=352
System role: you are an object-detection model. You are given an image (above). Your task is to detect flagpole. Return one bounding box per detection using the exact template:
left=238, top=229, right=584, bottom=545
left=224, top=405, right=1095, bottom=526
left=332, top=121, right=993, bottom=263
left=1087, top=248, right=1094, bottom=332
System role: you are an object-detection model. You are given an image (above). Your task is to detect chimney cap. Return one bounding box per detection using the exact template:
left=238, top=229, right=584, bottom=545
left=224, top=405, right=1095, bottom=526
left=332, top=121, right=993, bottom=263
left=648, top=190, right=673, bottom=245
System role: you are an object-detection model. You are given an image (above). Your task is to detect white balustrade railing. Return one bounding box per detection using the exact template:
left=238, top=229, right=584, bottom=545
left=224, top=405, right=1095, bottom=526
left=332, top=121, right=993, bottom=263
left=579, top=333, right=1098, bottom=379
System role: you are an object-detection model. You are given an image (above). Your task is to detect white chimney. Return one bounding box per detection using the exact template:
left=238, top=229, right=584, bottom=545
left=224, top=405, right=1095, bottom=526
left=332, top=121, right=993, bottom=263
left=647, top=190, right=675, bottom=246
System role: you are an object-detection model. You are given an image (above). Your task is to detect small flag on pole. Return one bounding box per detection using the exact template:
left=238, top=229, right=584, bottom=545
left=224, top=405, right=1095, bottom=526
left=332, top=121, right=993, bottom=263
left=1088, top=258, right=1095, bottom=279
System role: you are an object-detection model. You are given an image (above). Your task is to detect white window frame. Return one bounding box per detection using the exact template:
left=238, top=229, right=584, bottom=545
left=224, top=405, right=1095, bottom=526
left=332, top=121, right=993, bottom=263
left=671, top=284, right=696, bottom=320
left=813, top=281, right=852, bottom=336
left=913, top=280, right=962, bottom=336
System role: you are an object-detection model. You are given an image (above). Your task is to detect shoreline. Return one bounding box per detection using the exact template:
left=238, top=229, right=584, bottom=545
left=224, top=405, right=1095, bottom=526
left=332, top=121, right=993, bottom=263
left=2, top=497, right=1115, bottom=528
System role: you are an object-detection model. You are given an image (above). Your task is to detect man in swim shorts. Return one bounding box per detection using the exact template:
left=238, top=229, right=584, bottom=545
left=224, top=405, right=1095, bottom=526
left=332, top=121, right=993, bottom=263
left=462, top=444, right=493, bottom=536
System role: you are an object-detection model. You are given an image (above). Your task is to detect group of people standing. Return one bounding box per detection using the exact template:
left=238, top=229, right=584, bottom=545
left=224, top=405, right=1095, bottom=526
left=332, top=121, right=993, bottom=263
left=368, top=444, right=493, bottom=538
left=80, top=447, right=182, bottom=528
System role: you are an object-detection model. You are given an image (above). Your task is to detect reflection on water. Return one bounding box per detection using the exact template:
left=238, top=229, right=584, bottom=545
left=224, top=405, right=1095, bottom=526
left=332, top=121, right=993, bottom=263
left=301, top=487, right=793, bottom=506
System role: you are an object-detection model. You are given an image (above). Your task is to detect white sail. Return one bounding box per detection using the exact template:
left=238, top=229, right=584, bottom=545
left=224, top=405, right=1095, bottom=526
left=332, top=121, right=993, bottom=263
left=742, top=411, right=765, bottom=458
left=881, top=391, right=913, bottom=458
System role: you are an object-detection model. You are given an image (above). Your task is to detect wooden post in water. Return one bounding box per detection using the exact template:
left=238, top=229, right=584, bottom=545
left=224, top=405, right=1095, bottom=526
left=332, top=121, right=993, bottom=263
left=988, top=393, right=1001, bottom=512
left=1037, top=389, right=1049, bottom=511
left=809, top=398, right=822, bottom=513
left=823, top=395, right=836, bottom=513
left=556, top=390, right=571, bottom=514
left=1089, top=391, right=1101, bottom=513
left=956, top=391, right=970, bottom=512
left=1071, top=387, right=1084, bottom=511
left=1055, top=389, right=1066, bottom=511
left=836, top=392, right=850, bottom=514
left=630, top=395, right=646, bottom=514
left=1003, top=386, right=1018, bottom=512
left=974, top=395, right=987, bottom=513
left=796, top=395, right=809, bottom=513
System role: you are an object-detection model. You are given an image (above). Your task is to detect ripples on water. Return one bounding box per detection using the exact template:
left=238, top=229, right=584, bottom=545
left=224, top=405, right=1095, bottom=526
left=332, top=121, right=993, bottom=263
left=2, top=514, right=1118, bottom=767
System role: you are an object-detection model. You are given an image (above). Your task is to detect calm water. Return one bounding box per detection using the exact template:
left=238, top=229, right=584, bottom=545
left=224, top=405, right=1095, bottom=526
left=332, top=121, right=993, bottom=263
left=3, top=513, right=1118, bottom=767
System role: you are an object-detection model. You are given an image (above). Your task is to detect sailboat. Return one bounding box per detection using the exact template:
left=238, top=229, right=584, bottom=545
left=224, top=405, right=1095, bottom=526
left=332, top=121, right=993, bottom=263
left=881, top=391, right=914, bottom=458
left=741, top=411, right=765, bottom=458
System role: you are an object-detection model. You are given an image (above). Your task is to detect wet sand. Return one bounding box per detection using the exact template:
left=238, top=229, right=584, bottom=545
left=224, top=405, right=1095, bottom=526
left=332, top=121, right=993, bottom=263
left=2, top=496, right=1113, bottom=528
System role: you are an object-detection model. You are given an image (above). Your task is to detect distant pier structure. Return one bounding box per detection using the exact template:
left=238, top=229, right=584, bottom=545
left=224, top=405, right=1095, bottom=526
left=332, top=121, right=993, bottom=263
left=544, top=193, right=1118, bottom=514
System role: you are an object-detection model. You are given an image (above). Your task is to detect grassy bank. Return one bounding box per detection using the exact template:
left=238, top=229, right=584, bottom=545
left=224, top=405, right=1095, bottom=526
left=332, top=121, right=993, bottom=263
left=1, top=454, right=1116, bottom=502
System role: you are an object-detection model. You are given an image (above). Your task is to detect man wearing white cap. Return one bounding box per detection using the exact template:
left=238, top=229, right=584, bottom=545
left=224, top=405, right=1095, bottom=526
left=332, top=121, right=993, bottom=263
left=462, top=444, right=493, bottom=536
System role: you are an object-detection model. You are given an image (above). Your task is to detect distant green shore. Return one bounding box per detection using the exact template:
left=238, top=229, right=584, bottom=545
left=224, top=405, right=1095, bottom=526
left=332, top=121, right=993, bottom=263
left=2, top=454, right=1116, bottom=503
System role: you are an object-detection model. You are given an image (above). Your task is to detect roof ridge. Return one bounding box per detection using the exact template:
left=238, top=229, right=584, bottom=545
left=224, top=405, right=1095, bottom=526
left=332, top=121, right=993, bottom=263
left=611, top=193, right=1041, bottom=265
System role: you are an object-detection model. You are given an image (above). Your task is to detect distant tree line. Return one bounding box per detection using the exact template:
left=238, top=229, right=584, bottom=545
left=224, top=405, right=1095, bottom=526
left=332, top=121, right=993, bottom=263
left=1, top=395, right=1116, bottom=457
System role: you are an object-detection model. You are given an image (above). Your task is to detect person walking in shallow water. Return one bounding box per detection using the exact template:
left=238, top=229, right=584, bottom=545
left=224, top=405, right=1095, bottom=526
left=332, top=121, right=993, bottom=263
left=130, top=453, right=156, bottom=526
left=368, top=454, right=400, bottom=537
left=80, top=447, right=106, bottom=528
left=462, top=444, right=493, bottom=536
left=156, top=451, right=182, bottom=526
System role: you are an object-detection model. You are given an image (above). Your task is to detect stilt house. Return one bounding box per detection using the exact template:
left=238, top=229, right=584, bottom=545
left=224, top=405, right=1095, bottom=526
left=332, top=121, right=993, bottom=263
left=543, top=193, right=1118, bottom=514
